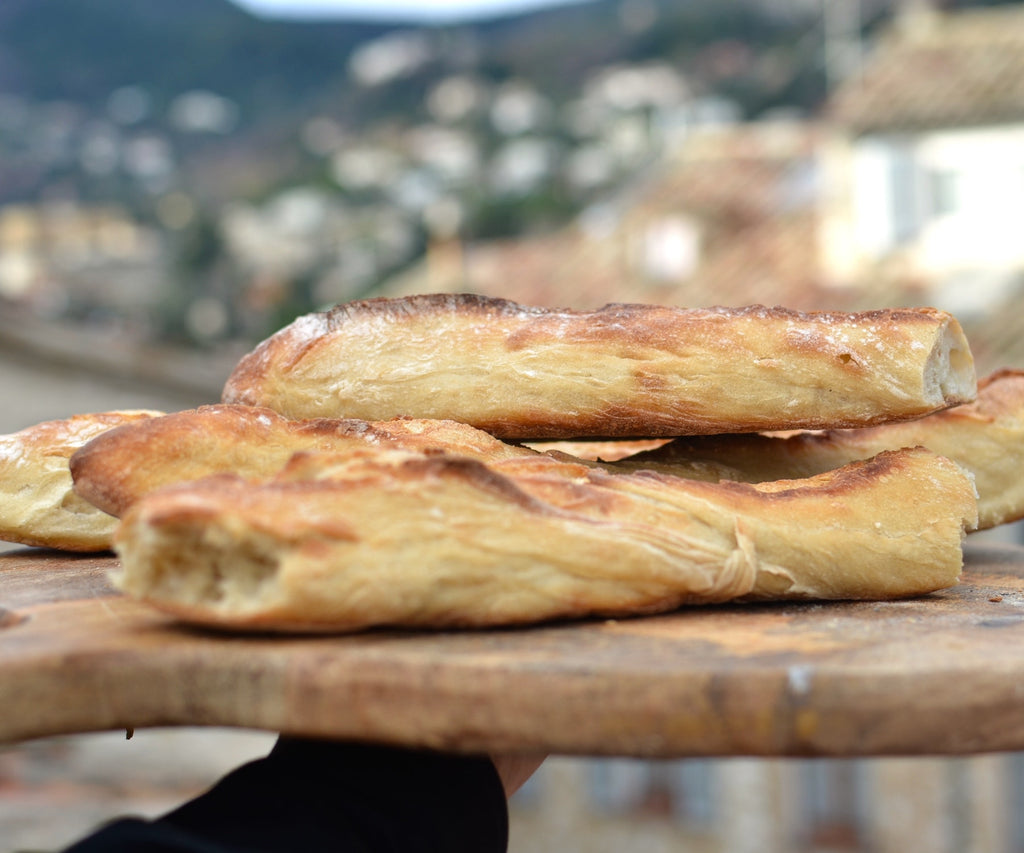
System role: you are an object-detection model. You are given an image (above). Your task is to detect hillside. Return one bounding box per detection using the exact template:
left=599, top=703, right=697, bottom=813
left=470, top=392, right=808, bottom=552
left=0, top=0, right=837, bottom=127
left=0, top=0, right=393, bottom=116
left=0, top=0, right=844, bottom=213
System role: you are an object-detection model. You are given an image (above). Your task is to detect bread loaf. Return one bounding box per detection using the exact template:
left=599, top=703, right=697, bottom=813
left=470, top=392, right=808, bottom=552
left=0, top=411, right=161, bottom=551
left=221, top=294, right=977, bottom=439
left=619, top=368, right=1024, bottom=530
left=112, top=446, right=977, bottom=632
left=70, top=404, right=536, bottom=518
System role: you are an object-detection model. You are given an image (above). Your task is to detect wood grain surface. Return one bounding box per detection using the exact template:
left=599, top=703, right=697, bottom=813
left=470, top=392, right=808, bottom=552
left=3, top=544, right=1024, bottom=758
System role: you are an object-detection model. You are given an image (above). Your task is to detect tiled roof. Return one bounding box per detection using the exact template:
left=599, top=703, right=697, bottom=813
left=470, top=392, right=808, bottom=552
left=829, top=6, right=1024, bottom=133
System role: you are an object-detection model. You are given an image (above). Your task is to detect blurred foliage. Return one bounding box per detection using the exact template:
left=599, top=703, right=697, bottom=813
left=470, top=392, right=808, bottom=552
left=1, top=0, right=1019, bottom=346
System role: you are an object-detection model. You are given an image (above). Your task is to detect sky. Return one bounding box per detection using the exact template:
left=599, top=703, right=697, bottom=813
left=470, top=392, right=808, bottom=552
left=231, top=0, right=591, bottom=22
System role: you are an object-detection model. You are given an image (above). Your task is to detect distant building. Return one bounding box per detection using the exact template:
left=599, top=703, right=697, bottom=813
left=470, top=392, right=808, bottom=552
left=0, top=201, right=163, bottom=321
left=822, top=4, right=1024, bottom=317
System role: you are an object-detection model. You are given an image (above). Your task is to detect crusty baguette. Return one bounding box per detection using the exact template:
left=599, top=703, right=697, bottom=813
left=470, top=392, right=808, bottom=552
left=70, top=404, right=536, bottom=518
left=0, top=411, right=162, bottom=551
left=220, top=294, right=977, bottom=439
left=616, top=368, right=1024, bottom=531
left=112, top=446, right=977, bottom=632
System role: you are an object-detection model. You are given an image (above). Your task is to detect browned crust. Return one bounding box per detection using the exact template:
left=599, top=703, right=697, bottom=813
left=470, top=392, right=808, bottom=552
left=8, top=410, right=162, bottom=455
left=70, top=404, right=538, bottom=517
left=141, top=453, right=562, bottom=531
left=322, top=294, right=955, bottom=331
left=495, top=445, right=943, bottom=507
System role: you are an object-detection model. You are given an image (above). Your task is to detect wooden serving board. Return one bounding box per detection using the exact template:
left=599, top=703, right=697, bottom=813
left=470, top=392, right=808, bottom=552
left=3, top=543, right=1024, bottom=759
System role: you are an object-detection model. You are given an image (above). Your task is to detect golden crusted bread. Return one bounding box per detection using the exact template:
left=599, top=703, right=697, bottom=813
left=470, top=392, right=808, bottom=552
left=0, top=411, right=162, bottom=551
left=112, top=446, right=977, bottom=632
left=70, top=404, right=537, bottom=517
left=618, top=369, right=1024, bottom=531
left=220, top=294, right=977, bottom=439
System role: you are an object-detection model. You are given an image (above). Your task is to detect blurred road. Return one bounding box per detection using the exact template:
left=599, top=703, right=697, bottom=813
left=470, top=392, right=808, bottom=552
left=0, top=339, right=212, bottom=435
left=0, top=341, right=275, bottom=853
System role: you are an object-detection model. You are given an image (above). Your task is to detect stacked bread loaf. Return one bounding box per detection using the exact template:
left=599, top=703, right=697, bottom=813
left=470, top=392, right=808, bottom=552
left=4, top=294, right=1017, bottom=632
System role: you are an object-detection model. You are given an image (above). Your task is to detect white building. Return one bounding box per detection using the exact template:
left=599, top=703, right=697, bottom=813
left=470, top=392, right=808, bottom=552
left=822, top=5, right=1024, bottom=315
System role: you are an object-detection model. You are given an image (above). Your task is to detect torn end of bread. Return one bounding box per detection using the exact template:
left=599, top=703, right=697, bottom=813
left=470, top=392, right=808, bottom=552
left=112, top=507, right=286, bottom=617
left=112, top=447, right=978, bottom=632
left=925, top=313, right=976, bottom=406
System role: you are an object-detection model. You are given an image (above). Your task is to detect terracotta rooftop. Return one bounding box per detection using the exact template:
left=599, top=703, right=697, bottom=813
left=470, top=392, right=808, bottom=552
left=829, top=5, right=1024, bottom=133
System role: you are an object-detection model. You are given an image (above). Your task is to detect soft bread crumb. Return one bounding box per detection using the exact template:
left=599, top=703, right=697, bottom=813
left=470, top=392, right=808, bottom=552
left=115, top=523, right=284, bottom=616
left=929, top=320, right=976, bottom=404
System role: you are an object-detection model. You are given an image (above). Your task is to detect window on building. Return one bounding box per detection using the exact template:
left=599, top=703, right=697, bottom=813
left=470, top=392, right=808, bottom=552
left=889, top=143, right=922, bottom=244
left=927, top=168, right=963, bottom=219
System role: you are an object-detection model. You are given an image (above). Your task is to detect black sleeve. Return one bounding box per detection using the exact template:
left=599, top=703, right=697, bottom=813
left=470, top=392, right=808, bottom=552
left=62, top=737, right=509, bottom=853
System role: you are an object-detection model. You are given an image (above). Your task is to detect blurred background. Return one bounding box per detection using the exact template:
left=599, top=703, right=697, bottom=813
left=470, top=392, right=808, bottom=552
left=3, top=0, right=1024, bottom=849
